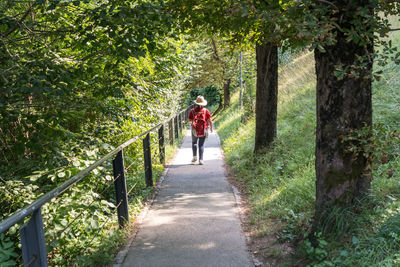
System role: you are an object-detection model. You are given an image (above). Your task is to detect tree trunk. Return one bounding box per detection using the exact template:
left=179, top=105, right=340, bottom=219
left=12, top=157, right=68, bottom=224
left=254, top=43, right=278, bottom=153
left=314, top=1, right=373, bottom=218
left=223, top=79, right=231, bottom=108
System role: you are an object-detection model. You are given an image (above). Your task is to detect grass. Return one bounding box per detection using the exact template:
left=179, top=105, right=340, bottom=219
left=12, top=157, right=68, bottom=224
left=217, top=50, right=316, bottom=230
left=215, top=32, right=400, bottom=265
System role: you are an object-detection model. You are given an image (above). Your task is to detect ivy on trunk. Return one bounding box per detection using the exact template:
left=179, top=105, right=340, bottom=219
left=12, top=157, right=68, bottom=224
left=314, top=0, right=374, bottom=217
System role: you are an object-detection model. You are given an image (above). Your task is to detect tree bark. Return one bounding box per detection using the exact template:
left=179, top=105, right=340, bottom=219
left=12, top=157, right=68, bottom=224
left=223, top=79, right=231, bottom=108
left=314, top=1, right=373, bottom=217
left=254, top=43, right=278, bottom=153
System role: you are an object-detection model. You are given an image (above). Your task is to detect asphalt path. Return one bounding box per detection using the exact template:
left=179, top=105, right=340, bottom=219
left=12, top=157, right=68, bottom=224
left=121, top=130, right=252, bottom=267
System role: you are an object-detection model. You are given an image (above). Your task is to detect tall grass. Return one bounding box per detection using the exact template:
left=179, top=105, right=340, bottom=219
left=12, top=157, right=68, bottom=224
left=217, top=51, right=317, bottom=239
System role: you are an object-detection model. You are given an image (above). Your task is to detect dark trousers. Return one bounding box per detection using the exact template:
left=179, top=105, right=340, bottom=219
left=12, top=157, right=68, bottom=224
left=192, top=134, right=206, bottom=160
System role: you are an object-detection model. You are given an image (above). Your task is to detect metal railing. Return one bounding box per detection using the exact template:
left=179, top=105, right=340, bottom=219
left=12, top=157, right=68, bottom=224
left=0, top=107, right=191, bottom=267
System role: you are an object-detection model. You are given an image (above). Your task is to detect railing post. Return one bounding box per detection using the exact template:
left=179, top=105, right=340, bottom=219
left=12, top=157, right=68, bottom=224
left=177, top=114, right=182, bottom=136
left=20, top=208, right=48, bottom=267
left=143, top=133, right=153, bottom=187
left=169, top=119, right=174, bottom=145
left=180, top=112, right=184, bottom=133
left=174, top=116, right=179, bottom=139
left=186, top=108, right=190, bottom=130
left=187, top=106, right=192, bottom=122
left=112, top=150, right=129, bottom=228
left=158, top=125, right=165, bottom=165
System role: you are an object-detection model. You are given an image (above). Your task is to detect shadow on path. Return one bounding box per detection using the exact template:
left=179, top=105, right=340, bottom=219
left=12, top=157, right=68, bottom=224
left=121, top=130, right=252, bottom=267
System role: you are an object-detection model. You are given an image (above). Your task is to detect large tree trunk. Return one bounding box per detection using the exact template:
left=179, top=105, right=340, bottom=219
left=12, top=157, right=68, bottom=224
left=223, top=79, right=231, bottom=108
left=254, top=43, right=278, bottom=153
left=314, top=1, right=373, bottom=218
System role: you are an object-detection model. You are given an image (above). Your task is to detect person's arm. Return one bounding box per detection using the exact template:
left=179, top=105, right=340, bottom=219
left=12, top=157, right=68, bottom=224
left=207, top=112, right=213, bottom=133
left=188, top=109, right=194, bottom=123
left=206, top=109, right=213, bottom=132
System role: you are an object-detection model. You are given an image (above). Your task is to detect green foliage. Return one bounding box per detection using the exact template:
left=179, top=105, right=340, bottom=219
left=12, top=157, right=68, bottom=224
left=189, top=85, right=220, bottom=107
left=0, top=181, right=39, bottom=220
left=298, top=1, right=400, bottom=80
left=178, top=38, right=241, bottom=111
left=0, top=0, right=200, bottom=265
left=0, top=234, right=18, bottom=267
left=0, top=121, right=185, bottom=266
left=280, top=209, right=311, bottom=242
left=302, top=232, right=329, bottom=264
left=168, top=0, right=301, bottom=48
left=0, top=0, right=188, bottom=177
left=1, top=0, right=399, bottom=265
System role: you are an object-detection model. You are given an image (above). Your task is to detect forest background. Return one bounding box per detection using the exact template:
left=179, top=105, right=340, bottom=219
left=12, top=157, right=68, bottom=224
left=0, top=0, right=399, bottom=266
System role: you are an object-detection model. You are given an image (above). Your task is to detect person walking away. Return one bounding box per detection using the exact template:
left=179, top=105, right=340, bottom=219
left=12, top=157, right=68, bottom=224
left=188, top=96, right=213, bottom=165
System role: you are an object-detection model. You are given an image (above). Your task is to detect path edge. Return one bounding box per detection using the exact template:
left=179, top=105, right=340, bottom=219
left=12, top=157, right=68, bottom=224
left=112, top=131, right=260, bottom=267
left=111, top=130, right=191, bottom=266
left=111, top=162, right=171, bottom=267
left=214, top=132, right=263, bottom=267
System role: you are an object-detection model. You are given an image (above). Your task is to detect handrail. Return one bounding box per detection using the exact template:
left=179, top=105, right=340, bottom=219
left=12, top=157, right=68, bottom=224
left=0, top=107, right=188, bottom=234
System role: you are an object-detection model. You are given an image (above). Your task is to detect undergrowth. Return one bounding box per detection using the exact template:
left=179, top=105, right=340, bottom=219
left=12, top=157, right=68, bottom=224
left=0, top=124, right=186, bottom=267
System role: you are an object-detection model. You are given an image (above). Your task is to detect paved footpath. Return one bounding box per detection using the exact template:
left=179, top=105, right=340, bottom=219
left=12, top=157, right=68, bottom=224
left=121, top=130, right=252, bottom=267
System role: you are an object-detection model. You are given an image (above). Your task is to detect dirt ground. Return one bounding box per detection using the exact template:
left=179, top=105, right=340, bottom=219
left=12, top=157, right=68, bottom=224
left=223, top=162, right=295, bottom=267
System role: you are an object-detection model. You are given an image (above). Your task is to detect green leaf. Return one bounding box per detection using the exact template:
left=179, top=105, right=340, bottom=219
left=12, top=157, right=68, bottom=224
left=73, top=160, right=81, bottom=167
left=60, top=219, right=68, bottom=226
left=1, top=241, right=13, bottom=249
left=0, top=260, right=17, bottom=267
left=317, top=44, right=326, bottom=53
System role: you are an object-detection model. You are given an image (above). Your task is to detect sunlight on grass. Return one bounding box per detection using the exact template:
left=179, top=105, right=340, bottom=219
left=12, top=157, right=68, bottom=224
left=216, top=24, right=400, bottom=265
left=279, top=50, right=315, bottom=100
left=216, top=49, right=317, bottom=239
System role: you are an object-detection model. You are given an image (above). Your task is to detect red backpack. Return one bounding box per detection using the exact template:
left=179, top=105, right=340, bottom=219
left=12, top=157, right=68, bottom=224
left=191, top=108, right=207, bottom=137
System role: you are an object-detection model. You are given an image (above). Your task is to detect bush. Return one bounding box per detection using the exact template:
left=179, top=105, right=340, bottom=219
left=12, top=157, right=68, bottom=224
left=188, top=85, right=220, bottom=107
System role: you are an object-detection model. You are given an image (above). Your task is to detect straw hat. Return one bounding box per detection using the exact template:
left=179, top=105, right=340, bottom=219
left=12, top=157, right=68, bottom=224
left=193, top=95, right=207, bottom=106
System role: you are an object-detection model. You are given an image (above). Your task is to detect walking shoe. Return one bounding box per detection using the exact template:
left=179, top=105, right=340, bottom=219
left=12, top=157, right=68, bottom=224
left=199, top=160, right=204, bottom=165
left=191, top=157, right=197, bottom=164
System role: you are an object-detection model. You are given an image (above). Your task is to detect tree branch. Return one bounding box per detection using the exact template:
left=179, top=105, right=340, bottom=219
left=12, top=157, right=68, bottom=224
left=210, top=38, right=223, bottom=63
left=78, top=49, right=107, bottom=61
left=313, top=0, right=339, bottom=10
left=3, top=4, right=36, bottom=38
left=0, top=39, right=15, bottom=58
left=390, top=28, right=400, bottom=32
